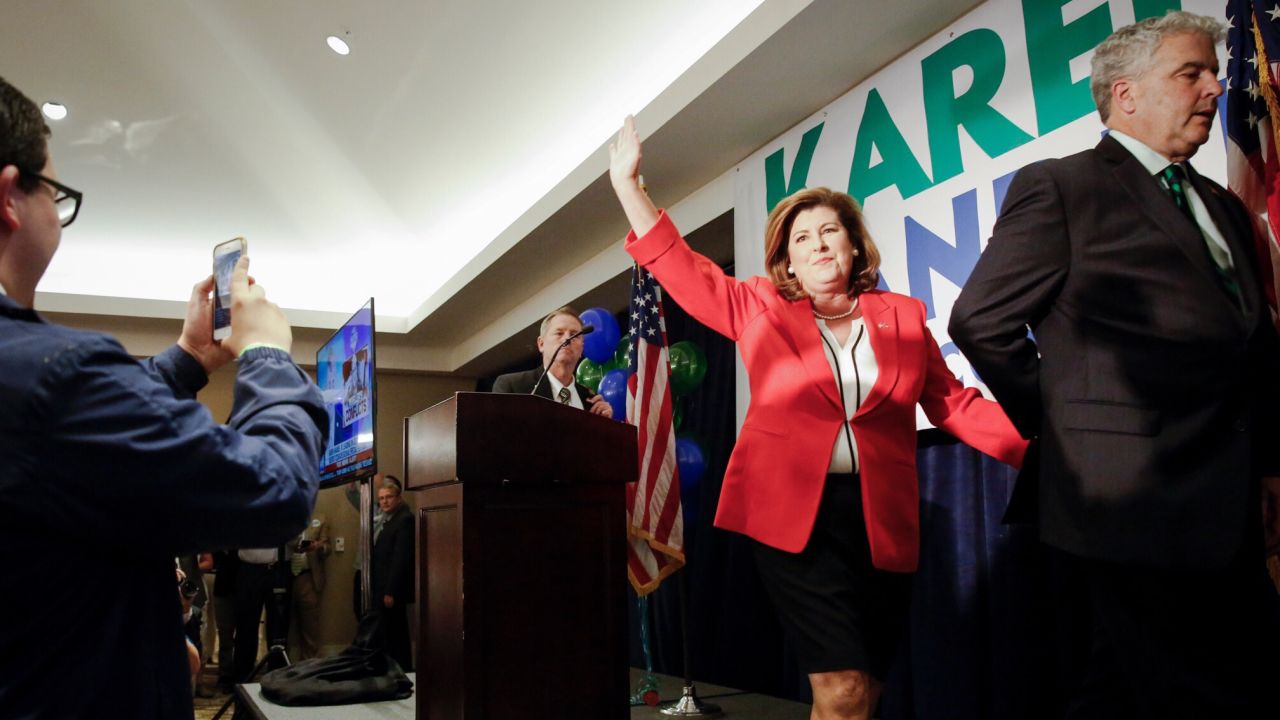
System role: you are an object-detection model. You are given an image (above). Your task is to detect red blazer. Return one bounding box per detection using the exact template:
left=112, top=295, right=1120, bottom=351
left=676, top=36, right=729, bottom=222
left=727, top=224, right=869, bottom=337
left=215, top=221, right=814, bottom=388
left=627, top=211, right=1026, bottom=572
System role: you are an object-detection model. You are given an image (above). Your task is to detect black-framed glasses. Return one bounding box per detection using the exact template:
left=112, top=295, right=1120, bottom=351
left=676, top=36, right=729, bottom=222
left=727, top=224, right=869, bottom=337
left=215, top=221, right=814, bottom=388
left=25, top=172, right=82, bottom=228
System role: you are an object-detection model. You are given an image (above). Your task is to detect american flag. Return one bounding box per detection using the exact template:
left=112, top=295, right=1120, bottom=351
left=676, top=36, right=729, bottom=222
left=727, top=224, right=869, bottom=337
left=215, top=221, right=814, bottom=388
left=624, top=264, right=685, bottom=596
left=1226, top=0, right=1280, bottom=316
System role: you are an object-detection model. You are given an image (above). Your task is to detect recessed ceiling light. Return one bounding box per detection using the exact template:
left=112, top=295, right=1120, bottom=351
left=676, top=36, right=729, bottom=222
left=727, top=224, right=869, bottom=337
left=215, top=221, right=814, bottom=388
left=42, top=102, right=68, bottom=121
left=326, top=35, right=350, bottom=56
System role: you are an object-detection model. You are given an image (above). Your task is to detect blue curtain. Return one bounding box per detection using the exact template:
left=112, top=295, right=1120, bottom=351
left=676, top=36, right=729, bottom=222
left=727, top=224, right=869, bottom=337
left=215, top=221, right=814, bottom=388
left=879, top=433, right=1044, bottom=720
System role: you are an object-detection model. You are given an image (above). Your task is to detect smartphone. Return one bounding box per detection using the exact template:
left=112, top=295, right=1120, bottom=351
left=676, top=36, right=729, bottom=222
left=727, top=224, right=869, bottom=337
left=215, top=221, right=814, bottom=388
left=212, top=237, right=246, bottom=341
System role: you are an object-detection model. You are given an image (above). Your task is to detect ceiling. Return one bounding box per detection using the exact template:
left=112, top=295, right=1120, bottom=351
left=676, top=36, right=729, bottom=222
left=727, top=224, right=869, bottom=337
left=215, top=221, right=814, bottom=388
left=3, top=0, right=981, bottom=377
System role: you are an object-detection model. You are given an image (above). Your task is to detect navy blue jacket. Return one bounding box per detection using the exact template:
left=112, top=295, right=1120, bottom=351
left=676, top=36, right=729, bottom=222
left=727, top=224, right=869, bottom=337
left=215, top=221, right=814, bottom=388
left=0, top=294, right=326, bottom=719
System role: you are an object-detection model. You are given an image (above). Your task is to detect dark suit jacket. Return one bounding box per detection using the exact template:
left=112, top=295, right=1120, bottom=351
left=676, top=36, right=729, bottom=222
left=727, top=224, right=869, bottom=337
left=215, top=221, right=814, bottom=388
left=491, top=366, right=595, bottom=406
left=372, top=504, right=414, bottom=604
left=950, top=134, right=1280, bottom=570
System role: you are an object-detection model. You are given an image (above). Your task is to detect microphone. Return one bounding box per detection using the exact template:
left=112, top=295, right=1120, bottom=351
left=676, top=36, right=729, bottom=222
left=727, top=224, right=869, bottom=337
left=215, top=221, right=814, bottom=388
left=566, top=324, right=595, bottom=345
left=531, top=325, right=594, bottom=396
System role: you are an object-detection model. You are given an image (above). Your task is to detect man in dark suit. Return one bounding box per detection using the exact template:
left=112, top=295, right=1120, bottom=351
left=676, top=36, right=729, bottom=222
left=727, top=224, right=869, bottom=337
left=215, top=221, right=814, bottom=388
left=372, top=477, right=415, bottom=671
left=949, top=11, right=1280, bottom=719
left=492, top=306, right=613, bottom=417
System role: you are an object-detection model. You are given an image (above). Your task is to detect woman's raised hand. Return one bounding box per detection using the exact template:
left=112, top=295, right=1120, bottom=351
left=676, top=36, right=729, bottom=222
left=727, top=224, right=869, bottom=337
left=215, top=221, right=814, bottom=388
left=608, top=115, right=660, bottom=236
left=609, top=115, right=643, bottom=192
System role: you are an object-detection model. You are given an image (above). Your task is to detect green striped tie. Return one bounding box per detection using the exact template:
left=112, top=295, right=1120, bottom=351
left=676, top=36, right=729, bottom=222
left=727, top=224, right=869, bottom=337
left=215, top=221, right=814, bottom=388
left=1160, top=164, right=1242, bottom=304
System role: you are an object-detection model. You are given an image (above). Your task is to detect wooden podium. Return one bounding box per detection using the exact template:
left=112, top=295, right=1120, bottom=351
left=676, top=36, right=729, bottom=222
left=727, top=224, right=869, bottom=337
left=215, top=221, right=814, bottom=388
left=404, top=392, right=636, bottom=719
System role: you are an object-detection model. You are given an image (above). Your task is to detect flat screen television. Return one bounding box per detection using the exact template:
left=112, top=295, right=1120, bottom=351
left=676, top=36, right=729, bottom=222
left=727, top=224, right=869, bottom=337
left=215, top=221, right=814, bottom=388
left=316, top=298, right=377, bottom=487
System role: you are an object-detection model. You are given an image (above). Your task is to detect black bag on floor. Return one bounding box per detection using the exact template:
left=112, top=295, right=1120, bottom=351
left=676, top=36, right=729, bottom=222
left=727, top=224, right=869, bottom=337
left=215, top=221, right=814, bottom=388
left=258, top=613, right=413, bottom=706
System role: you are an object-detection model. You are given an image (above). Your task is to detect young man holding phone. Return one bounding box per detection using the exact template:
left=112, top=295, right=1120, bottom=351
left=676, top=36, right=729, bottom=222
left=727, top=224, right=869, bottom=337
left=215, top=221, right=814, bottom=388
left=0, top=75, right=326, bottom=719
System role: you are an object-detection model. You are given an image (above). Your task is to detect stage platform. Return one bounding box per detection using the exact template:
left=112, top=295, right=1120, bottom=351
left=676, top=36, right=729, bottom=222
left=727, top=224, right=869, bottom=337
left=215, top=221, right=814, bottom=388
left=233, top=668, right=808, bottom=718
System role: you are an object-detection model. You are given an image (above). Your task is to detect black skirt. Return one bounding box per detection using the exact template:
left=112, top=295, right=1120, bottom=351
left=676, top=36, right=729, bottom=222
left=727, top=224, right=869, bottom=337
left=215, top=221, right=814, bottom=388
left=752, top=473, right=913, bottom=678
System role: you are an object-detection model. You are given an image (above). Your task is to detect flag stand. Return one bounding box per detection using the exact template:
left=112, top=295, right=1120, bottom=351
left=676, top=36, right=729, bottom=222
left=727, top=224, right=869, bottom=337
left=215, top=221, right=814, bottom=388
left=629, top=595, right=661, bottom=706
left=660, top=572, right=721, bottom=717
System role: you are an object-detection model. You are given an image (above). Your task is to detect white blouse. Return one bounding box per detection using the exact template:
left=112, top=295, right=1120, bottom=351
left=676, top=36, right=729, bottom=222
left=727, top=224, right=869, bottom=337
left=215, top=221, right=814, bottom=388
left=815, top=316, right=879, bottom=474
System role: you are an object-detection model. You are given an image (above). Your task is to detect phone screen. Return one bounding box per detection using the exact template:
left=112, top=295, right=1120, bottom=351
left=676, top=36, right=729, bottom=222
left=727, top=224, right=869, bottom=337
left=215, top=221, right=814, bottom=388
left=213, top=238, right=245, bottom=340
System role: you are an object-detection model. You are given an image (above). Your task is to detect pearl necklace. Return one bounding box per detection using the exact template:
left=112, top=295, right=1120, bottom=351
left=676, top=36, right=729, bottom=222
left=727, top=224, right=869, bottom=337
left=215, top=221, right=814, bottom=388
left=812, top=297, right=859, bottom=321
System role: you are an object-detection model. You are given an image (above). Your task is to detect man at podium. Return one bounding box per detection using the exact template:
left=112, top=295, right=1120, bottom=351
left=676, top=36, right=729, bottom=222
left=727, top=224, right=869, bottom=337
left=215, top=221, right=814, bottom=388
left=492, top=305, right=613, bottom=418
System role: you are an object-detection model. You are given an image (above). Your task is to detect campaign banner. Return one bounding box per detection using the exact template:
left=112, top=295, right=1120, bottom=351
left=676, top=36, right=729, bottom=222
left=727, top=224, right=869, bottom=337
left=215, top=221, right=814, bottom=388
left=732, top=0, right=1224, bottom=425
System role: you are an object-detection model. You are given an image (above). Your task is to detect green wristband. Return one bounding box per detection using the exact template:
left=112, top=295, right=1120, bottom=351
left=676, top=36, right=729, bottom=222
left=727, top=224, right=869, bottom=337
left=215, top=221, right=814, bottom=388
left=238, top=342, right=289, bottom=359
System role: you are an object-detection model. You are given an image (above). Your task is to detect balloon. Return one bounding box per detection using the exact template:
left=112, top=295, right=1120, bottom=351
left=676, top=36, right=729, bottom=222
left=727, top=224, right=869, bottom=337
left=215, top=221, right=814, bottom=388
left=601, top=336, right=630, bottom=374
left=575, top=358, right=604, bottom=394
left=579, top=307, right=622, bottom=364
left=672, top=398, right=684, bottom=432
left=597, top=368, right=631, bottom=422
left=613, top=335, right=633, bottom=371
left=668, top=341, right=708, bottom=396
left=675, top=435, right=706, bottom=517
left=676, top=437, right=706, bottom=483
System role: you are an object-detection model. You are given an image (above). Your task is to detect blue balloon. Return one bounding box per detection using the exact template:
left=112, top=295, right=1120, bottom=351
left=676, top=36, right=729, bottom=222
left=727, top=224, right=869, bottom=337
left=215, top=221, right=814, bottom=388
left=579, top=307, right=622, bottom=364
left=676, top=437, right=707, bottom=489
left=676, top=437, right=705, bottom=527
left=597, top=368, right=631, bottom=422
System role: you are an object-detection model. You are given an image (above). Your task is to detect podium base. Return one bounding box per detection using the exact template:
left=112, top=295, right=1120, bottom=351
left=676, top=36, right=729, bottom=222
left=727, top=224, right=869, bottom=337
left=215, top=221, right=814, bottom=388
left=660, top=685, right=723, bottom=717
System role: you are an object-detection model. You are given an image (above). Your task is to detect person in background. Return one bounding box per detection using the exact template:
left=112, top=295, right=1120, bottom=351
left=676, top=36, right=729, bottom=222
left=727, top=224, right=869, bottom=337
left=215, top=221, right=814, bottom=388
left=371, top=477, right=415, bottom=671
left=208, top=550, right=240, bottom=693
left=290, top=512, right=331, bottom=660
left=179, top=569, right=204, bottom=690
left=345, top=473, right=395, bottom=620
left=0, top=75, right=326, bottom=720
left=193, top=552, right=217, bottom=697
left=177, top=552, right=215, bottom=697
left=607, top=116, right=1025, bottom=720
left=233, top=545, right=292, bottom=681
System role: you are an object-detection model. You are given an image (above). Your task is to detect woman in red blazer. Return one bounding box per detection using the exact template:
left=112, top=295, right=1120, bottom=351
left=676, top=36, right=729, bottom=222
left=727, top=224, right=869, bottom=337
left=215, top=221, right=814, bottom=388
left=610, top=117, right=1025, bottom=719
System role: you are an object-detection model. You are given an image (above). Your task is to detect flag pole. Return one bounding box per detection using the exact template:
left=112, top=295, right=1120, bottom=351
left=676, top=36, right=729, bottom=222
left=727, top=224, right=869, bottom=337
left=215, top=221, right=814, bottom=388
left=660, top=571, right=721, bottom=717
left=625, top=173, right=706, bottom=713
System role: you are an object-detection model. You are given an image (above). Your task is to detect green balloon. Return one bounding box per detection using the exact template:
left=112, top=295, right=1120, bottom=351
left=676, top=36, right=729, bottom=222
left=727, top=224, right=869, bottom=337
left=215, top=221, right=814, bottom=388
left=672, top=398, right=684, bottom=431
left=614, top=335, right=632, bottom=370
left=668, top=341, right=707, bottom=396
left=600, top=335, right=631, bottom=374
left=576, top=358, right=605, bottom=393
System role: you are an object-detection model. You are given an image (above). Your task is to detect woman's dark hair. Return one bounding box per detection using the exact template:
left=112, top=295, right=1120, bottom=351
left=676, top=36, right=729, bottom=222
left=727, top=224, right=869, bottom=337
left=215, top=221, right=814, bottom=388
left=0, top=76, right=50, bottom=193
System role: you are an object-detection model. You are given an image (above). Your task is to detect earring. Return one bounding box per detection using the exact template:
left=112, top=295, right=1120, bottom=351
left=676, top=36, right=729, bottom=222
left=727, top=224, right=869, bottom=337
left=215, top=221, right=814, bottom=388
left=787, top=266, right=794, bottom=274
left=852, top=249, right=860, bottom=256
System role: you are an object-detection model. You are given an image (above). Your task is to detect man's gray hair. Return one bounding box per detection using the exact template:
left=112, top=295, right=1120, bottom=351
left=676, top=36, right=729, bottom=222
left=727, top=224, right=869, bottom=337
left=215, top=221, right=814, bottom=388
left=539, top=306, right=579, bottom=336
left=1090, top=11, right=1225, bottom=122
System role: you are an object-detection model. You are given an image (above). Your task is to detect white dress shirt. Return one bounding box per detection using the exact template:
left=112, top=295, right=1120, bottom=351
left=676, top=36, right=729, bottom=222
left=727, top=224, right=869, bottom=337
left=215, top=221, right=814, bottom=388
left=546, top=373, right=584, bottom=410
left=1109, top=129, right=1235, bottom=273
